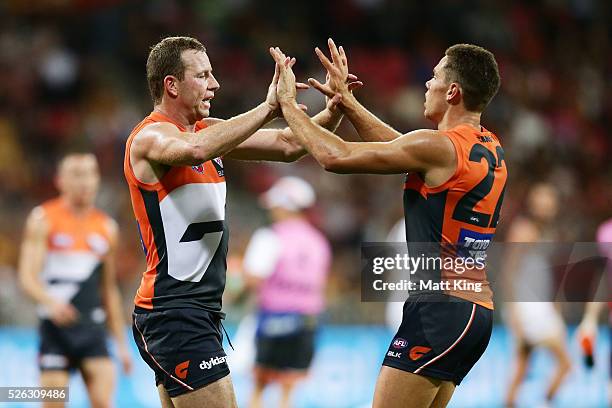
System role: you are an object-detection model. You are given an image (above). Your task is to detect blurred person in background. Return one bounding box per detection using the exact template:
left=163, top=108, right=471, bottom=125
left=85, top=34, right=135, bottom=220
left=577, top=217, right=612, bottom=407
left=272, top=39, right=505, bottom=408
left=125, top=36, right=356, bottom=408
left=242, top=176, right=331, bottom=408
left=18, top=153, right=132, bottom=408
left=503, top=183, right=571, bottom=408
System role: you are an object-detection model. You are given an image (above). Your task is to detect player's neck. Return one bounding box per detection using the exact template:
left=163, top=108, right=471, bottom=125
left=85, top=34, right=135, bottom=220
left=61, top=197, right=93, bottom=216
left=153, top=103, right=197, bottom=132
left=436, top=109, right=481, bottom=132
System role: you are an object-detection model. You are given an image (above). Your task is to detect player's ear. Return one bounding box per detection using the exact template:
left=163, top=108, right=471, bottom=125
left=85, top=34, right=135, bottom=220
left=447, top=82, right=461, bottom=106
left=164, top=75, right=179, bottom=98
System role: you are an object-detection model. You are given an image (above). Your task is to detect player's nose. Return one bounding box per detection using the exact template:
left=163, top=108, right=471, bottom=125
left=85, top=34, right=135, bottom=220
left=209, top=74, right=220, bottom=91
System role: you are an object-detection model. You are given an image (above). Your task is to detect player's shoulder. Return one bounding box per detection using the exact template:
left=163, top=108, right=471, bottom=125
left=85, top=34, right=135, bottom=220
left=398, top=129, right=456, bottom=163
left=398, top=129, right=452, bottom=148
left=37, top=198, right=65, bottom=219
left=24, top=204, right=51, bottom=235
left=130, top=121, right=181, bottom=158
left=133, top=121, right=179, bottom=142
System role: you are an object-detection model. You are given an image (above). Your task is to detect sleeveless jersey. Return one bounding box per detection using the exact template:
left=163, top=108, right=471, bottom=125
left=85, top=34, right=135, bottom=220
left=124, top=112, right=228, bottom=314
left=39, top=198, right=113, bottom=325
left=258, top=219, right=331, bottom=315
left=403, top=124, right=507, bottom=309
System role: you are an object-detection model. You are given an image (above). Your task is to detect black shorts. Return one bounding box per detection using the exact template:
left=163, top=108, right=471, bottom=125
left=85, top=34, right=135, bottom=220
left=256, top=331, right=315, bottom=371
left=38, top=320, right=109, bottom=371
left=132, top=307, right=230, bottom=398
left=383, top=296, right=492, bottom=385
left=255, top=312, right=317, bottom=371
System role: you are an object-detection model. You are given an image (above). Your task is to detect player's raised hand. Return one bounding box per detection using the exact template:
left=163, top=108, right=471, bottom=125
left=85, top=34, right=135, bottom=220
left=267, top=47, right=308, bottom=113
left=269, top=47, right=298, bottom=104
left=309, top=38, right=363, bottom=101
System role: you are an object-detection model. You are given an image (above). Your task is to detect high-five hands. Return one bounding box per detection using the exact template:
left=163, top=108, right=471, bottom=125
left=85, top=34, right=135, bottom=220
left=269, top=41, right=362, bottom=112
left=269, top=47, right=301, bottom=106
left=310, top=38, right=363, bottom=106
left=266, top=47, right=309, bottom=114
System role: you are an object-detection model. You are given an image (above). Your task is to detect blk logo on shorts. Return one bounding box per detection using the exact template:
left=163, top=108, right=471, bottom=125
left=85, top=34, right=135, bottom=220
left=175, top=360, right=190, bottom=379
left=409, top=346, right=432, bottom=361
left=392, top=338, right=408, bottom=349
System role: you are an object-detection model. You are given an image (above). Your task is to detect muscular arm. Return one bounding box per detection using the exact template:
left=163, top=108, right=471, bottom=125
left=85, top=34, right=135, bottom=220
left=18, top=208, right=54, bottom=306
left=101, top=220, right=132, bottom=373
left=132, top=102, right=276, bottom=168
left=280, top=101, right=452, bottom=174
left=223, top=106, right=344, bottom=162
left=18, top=208, right=78, bottom=326
left=340, top=93, right=403, bottom=142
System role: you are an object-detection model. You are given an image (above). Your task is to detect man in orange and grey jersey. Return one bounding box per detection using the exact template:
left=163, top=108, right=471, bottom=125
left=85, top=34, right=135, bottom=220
left=18, top=153, right=132, bottom=408
left=272, top=40, right=505, bottom=408
left=125, top=37, right=359, bottom=408
left=503, top=183, right=571, bottom=408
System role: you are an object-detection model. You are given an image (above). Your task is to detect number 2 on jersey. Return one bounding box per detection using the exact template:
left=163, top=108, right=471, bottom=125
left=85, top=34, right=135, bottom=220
left=452, top=144, right=506, bottom=228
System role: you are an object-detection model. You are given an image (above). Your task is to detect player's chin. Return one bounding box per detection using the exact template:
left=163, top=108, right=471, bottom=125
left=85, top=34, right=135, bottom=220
left=196, top=107, right=210, bottom=119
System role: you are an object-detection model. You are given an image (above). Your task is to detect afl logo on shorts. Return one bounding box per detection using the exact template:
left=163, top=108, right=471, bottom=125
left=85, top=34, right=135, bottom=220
left=191, top=164, right=205, bottom=174
left=392, top=338, right=408, bottom=349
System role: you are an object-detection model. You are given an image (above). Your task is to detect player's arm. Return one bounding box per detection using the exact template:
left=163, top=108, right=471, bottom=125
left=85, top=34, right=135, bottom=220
left=309, top=38, right=402, bottom=142
left=206, top=106, right=341, bottom=162
left=339, top=92, right=403, bottom=142
left=272, top=51, right=452, bottom=175
left=284, top=111, right=451, bottom=174
left=100, top=219, right=132, bottom=374
left=582, top=302, right=605, bottom=323
left=18, top=207, right=78, bottom=326
left=131, top=102, right=277, bottom=167
left=222, top=76, right=357, bottom=162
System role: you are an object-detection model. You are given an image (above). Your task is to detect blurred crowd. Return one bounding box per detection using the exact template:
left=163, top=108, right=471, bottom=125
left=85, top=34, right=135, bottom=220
left=0, top=0, right=610, bottom=325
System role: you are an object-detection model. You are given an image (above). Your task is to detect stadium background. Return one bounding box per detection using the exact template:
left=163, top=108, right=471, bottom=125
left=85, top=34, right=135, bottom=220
left=0, top=0, right=610, bottom=407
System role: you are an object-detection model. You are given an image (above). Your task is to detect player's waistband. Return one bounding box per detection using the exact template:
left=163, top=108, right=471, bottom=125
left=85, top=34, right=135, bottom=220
left=133, top=305, right=226, bottom=320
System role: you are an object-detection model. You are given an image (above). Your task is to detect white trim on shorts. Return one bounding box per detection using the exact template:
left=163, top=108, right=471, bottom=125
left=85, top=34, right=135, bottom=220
left=133, top=317, right=194, bottom=391
left=414, top=303, right=476, bottom=374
